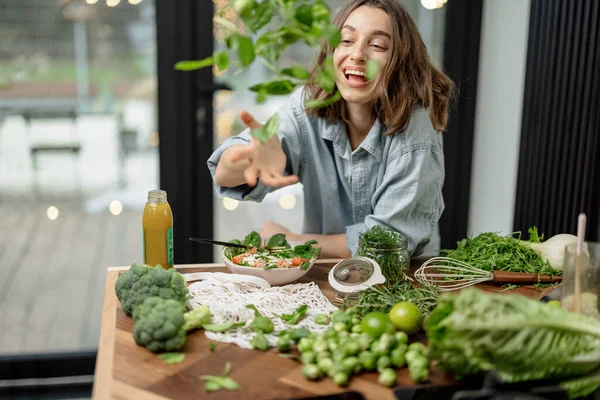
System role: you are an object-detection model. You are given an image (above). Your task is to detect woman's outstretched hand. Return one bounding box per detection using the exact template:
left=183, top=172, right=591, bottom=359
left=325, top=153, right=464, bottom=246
left=230, top=111, right=299, bottom=188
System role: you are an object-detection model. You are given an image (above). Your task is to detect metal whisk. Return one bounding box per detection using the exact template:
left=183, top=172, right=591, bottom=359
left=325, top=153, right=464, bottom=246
left=414, top=257, right=562, bottom=291
left=414, top=257, right=493, bottom=291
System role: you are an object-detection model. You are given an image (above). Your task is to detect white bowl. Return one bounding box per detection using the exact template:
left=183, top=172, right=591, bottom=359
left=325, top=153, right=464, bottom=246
left=221, top=247, right=317, bottom=286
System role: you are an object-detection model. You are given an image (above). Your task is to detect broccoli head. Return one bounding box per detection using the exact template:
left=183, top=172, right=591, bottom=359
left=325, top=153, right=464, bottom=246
left=114, top=264, right=189, bottom=316
left=132, top=297, right=212, bottom=352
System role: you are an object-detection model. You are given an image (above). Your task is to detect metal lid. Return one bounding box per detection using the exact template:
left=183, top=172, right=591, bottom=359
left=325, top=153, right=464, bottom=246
left=328, top=256, right=385, bottom=294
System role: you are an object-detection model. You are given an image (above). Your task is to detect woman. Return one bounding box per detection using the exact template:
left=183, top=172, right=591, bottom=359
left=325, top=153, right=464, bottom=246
left=208, top=0, right=454, bottom=258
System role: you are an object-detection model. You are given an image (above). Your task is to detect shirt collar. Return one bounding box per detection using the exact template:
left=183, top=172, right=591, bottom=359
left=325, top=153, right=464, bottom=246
left=321, top=119, right=384, bottom=162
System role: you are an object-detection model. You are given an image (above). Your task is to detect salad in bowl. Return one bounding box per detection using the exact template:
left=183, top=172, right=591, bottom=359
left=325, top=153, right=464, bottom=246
left=222, top=231, right=322, bottom=285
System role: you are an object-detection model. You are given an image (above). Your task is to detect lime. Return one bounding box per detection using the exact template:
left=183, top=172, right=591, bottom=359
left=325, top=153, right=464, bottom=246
left=360, top=312, right=392, bottom=338
left=388, top=302, right=423, bottom=334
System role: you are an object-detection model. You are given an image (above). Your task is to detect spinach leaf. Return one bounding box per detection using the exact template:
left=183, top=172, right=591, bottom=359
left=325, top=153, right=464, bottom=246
left=243, top=231, right=261, bottom=248
left=290, top=327, right=311, bottom=343
left=267, top=233, right=290, bottom=248
left=278, top=304, right=308, bottom=325
left=200, top=362, right=240, bottom=392
left=246, top=304, right=274, bottom=333
left=292, top=240, right=321, bottom=260
left=250, top=331, right=270, bottom=351
left=158, top=352, right=186, bottom=365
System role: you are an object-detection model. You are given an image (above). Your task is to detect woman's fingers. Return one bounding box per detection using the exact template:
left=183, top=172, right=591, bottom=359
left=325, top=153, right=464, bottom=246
left=240, top=110, right=263, bottom=130
left=244, top=165, right=260, bottom=187
left=230, top=146, right=252, bottom=163
left=261, top=173, right=299, bottom=188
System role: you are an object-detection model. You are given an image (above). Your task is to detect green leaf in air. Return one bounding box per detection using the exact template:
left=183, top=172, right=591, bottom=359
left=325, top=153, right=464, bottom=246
left=230, top=34, right=256, bottom=67
left=366, top=59, right=380, bottom=80
left=158, top=352, right=186, bottom=365
left=281, top=65, right=311, bottom=80
left=304, top=91, right=342, bottom=109
left=251, top=113, right=280, bottom=144
left=249, top=80, right=296, bottom=95
left=174, top=57, right=214, bottom=71
left=214, top=51, right=229, bottom=72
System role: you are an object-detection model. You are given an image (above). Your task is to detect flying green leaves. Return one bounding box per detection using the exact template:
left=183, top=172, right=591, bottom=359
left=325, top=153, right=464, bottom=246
left=366, top=59, right=380, bottom=81
left=200, top=362, right=241, bottom=392
left=158, top=352, right=186, bottom=365
left=250, top=113, right=281, bottom=144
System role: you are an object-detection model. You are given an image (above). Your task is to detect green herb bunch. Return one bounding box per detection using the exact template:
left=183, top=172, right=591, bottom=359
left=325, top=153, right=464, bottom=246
left=175, top=0, right=345, bottom=143
left=357, top=225, right=410, bottom=284
left=344, top=282, right=439, bottom=319
left=440, top=227, right=560, bottom=276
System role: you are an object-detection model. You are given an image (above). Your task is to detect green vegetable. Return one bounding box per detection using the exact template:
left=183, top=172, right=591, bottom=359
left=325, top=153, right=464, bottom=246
left=301, top=351, right=317, bottom=365
left=132, top=297, right=211, bottom=352
left=203, top=321, right=236, bottom=333
left=278, top=304, right=308, bottom=325
left=345, top=282, right=439, bottom=319
left=377, top=355, right=392, bottom=371
left=390, top=348, right=407, bottom=368
left=266, top=233, right=290, bottom=248
left=302, top=364, right=321, bottom=381
left=378, top=368, right=397, bottom=387
left=314, top=313, right=330, bottom=325
left=244, top=231, right=261, bottom=248
left=440, top=228, right=561, bottom=275
left=333, top=322, right=348, bottom=332
left=426, top=288, right=600, bottom=387
left=408, top=342, right=428, bottom=356
left=394, top=331, right=408, bottom=346
left=200, top=362, right=240, bottom=392
left=115, top=264, right=189, bottom=316
left=344, top=341, right=361, bottom=357
left=246, top=304, right=274, bottom=333
left=343, top=356, right=362, bottom=374
left=500, top=283, right=519, bottom=292
left=250, top=331, right=269, bottom=351
left=560, top=369, right=600, bottom=399
left=359, top=351, right=377, bottom=371
left=209, top=342, right=216, bottom=352
left=158, top=352, right=186, bottom=365
left=317, top=358, right=334, bottom=375
left=405, top=350, right=419, bottom=364
left=297, top=337, right=314, bottom=353
left=357, top=225, right=408, bottom=284
left=332, top=310, right=351, bottom=324
left=290, top=327, right=311, bottom=343
left=332, top=371, right=349, bottom=387
left=277, top=332, right=292, bottom=353
left=409, top=365, right=429, bottom=383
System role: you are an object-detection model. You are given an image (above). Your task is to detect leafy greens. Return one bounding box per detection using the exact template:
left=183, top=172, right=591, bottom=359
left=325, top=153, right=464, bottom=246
left=426, top=288, right=600, bottom=398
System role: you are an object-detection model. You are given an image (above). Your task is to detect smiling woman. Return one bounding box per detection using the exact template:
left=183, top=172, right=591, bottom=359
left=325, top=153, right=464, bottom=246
left=208, top=0, right=454, bottom=261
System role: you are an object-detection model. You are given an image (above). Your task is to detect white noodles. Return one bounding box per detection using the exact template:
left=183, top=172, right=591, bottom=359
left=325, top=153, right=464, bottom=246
left=187, top=273, right=338, bottom=349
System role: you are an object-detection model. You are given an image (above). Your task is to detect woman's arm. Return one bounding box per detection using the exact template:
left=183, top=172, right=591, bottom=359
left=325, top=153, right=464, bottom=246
left=292, top=233, right=352, bottom=259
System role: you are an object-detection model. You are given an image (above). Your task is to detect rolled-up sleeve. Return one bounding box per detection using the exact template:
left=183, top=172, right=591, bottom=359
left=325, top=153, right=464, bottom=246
left=207, top=99, right=304, bottom=202
left=345, top=142, right=445, bottom=256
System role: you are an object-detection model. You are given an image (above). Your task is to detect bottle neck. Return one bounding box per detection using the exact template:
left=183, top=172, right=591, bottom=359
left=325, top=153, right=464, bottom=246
left=148, top=190, right=167, bottom=204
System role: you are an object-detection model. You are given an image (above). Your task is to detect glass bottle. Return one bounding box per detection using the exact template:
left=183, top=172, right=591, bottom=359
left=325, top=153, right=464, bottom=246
left=142, top=190, right=173, bottom=269
left=357, top=230, right=410, bottom=284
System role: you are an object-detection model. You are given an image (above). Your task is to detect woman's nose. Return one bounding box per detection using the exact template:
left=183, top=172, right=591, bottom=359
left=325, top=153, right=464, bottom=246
left=350, top=43, right=367, bottom=62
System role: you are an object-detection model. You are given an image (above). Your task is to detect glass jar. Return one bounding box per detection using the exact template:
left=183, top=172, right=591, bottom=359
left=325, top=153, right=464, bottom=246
left=560, top=242, right=600, bottom=318
left=142, top=190, right=174, bottom=269
left=357, top=229, right=410, bottom=284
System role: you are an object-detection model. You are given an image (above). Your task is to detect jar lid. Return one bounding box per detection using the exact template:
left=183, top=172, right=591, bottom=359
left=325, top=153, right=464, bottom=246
left=328, top=256, right=386, bottom=295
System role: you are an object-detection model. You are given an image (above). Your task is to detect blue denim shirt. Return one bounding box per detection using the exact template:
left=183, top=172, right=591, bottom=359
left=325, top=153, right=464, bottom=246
left=207, top=89, right=445, bottom=256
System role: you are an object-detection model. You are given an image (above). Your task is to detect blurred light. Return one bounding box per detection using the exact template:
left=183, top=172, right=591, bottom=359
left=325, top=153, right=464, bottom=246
left=47, top=206, right=59, bottom=220
left=279, top=193, right=296, bottom=210
left=222, top=197, right=239, bottom=211
left=109, top=200, right=123, bottom=216
left=149, top=131, right=159, bottom=146
left=86, top=0, right=99, bottom=4
left=421, top=0, right=447, bottom=9
left=106, top=0, right=121, bottom=7
left=215, top=111, right=235, bottom=141
left=128, top=0, right=142, bottom=4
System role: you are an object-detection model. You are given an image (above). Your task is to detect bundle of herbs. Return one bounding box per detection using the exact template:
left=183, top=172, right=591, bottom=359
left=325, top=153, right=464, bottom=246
left=440, top=227, right=561, bottom=276
left=343, top=281, right=439, bottom=319
left=357, top=225, right=409, bottom=284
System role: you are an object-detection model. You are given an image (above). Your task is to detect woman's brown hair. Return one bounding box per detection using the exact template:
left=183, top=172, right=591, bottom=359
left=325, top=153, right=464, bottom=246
left=304, top=0, right=454, bottom=134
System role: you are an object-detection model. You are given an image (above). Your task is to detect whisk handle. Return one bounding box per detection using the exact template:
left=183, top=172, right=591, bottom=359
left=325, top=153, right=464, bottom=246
left=491, top=271, right=562, bottom=283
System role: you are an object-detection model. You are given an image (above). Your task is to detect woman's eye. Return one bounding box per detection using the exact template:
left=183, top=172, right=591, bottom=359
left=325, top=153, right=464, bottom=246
left=371, top=43, right=386, bottom=50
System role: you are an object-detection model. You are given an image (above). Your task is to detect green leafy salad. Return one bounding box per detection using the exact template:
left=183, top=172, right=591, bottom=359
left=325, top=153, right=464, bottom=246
left=224, top=231, right=321, bottom=270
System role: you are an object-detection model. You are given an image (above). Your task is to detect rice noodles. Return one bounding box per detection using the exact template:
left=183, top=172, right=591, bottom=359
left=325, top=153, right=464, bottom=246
left=186, top=272, right=338, bottom=349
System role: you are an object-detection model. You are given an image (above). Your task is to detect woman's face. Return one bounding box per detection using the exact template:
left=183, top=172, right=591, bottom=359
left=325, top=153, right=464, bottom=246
left=333, top=6, right=392, bottom=106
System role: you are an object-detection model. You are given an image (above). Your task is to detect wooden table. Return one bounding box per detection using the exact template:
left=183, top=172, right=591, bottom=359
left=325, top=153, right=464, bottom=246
left=92, top=259, right=546, bottom=400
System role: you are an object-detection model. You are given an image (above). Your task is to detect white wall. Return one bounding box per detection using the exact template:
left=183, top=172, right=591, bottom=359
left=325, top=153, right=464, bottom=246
left=468, top=0, right=531, bottom=235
